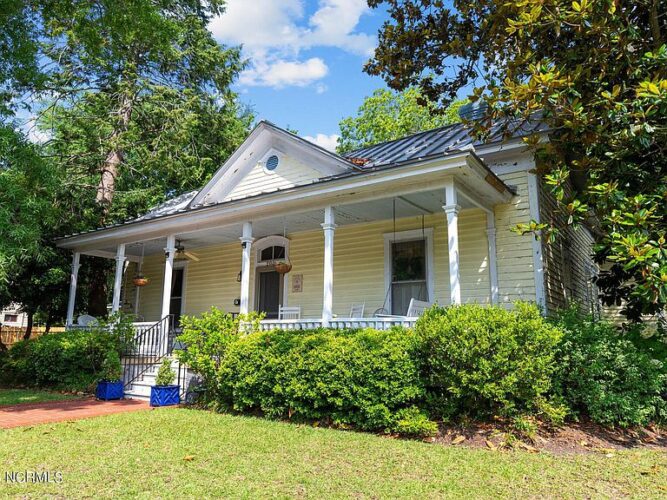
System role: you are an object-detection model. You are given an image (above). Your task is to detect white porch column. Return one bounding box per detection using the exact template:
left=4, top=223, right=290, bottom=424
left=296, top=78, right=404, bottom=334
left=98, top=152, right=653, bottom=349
left=65, top=252, right=81, bottom=327
left=161, top=235, right=177, bottom=319
left=486, top=211, right=500, bottom=304
left=444, top=182, right=461, bottom=305
left=239, top=222, right=254, bottom=315
left=321, top=206, right=336, bottom=326
left=111, top=244, right=126, bottom=314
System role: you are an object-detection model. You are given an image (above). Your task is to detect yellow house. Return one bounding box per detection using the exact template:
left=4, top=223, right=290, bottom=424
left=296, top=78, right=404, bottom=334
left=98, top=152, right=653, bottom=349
left=57, top=120, right=598, bottom=329
left=56, top=120, right=599, bottom=398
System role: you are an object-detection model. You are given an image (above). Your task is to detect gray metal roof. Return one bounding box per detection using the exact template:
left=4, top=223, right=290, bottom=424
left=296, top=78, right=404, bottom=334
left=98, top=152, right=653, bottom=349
left=343, top=118, right=545, bottom=168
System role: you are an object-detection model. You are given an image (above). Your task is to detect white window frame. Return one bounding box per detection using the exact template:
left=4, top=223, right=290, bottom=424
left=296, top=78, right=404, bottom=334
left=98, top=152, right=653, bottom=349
left=383, top=228, right=435, bottom=314
left=252, top=235, right=290, bottom=308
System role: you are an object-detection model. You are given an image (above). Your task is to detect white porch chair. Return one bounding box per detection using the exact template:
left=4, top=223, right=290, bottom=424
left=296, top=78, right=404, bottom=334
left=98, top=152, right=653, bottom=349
left=77, top=314, right=99, bottom=327
left=278, top=306, right=301, bottom=320
left=406, top=299, right=432, bottom=317
left=349, top=303, right=365, bottom=318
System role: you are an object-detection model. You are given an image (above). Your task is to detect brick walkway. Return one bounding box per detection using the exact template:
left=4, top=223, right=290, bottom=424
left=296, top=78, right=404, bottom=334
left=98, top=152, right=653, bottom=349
left=0, top=398, right=150, bottom=429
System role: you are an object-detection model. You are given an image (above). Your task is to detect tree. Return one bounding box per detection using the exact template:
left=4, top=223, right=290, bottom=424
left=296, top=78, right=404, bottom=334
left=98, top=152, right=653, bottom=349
left=337, top=87, right=466, bottom=153
left=366, top=0, right=667, bottom=321
left=0, top=1, right=253, bottom=321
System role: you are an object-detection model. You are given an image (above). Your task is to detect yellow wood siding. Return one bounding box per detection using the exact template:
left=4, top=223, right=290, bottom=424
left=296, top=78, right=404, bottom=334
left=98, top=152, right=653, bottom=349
left=493, top=167, right=539, bottom=305
left=223, top=155, right=327, bottom=202
left=136, top=209, right=498, bottom=320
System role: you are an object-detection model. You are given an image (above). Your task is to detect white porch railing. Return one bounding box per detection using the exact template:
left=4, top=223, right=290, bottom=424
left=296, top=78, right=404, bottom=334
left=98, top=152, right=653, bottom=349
left=258, top=317, right=417, bottom=331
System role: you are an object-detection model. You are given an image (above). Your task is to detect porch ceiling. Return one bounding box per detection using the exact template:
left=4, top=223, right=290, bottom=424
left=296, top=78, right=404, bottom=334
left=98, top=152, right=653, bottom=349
left=88, top=188, right=478, bottom=259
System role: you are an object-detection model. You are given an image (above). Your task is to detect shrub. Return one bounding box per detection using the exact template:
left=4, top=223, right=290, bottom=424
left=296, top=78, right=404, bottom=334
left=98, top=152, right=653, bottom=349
left=553, top=309, right=667, bottom=427
left=416, top=302, right=563, bottom=419
left=100, top=351, right=122, bottom=381
left=155, top=359, right=175, bottom=386
left=176, top=308, right=262, bottom=401
left=219, top=327, right=434, bottom=436
left=0, top=315, right=133, bottom=391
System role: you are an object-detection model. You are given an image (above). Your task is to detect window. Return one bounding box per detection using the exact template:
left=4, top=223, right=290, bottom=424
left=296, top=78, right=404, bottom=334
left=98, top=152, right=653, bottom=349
left=391, top=239, right=428, bottom=315
left=3, top=314, right=18, bottom=323
left=259, top=245, right=285, bottom=262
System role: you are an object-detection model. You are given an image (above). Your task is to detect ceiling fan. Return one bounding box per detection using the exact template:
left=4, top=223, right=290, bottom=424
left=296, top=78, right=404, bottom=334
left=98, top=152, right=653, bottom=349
left=175, top=240, right=200, bottom=262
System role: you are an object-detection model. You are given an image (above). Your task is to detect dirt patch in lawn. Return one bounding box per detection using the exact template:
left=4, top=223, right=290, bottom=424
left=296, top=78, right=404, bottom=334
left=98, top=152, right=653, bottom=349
left=432, top=418, right=667, bottom=455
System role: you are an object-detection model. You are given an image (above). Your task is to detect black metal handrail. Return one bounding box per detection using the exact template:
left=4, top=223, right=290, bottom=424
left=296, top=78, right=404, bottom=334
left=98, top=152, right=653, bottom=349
left=122, top=315, right=174, bottom=389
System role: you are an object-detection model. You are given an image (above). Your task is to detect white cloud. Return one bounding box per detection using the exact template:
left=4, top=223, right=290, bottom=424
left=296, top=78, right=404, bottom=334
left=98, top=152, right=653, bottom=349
left=239, top=57, right=328, bottom=88
left=315, top=83, right=328, bottom=94
left=209, top=0, right=375, bottom=89
left=303, top=133, right=340, bottom=151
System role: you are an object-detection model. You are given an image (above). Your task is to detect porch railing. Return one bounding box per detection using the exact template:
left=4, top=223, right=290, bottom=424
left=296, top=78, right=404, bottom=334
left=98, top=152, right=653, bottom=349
left=258, top=317, right=417, bottom=331
left=122, top=315, right=174, bottom=389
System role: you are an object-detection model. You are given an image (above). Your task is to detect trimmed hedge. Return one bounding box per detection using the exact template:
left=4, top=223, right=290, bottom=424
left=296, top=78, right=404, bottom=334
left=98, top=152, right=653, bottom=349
left=415, top=302, right=563, bottom=420
left=218, top=327, right=435, bottom=436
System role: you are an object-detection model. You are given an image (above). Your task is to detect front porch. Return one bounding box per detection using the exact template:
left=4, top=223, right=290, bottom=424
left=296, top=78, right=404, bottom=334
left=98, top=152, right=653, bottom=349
left=62, top=173, right=514, bottom=332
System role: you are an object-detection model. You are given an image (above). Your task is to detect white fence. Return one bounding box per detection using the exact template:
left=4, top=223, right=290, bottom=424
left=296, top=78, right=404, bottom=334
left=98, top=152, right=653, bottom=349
left=258, top=317, right=417, bottom=331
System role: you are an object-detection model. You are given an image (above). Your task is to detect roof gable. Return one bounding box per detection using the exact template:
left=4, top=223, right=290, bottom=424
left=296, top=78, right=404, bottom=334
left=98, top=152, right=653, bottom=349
left=190, top=121, right=355, bottom=207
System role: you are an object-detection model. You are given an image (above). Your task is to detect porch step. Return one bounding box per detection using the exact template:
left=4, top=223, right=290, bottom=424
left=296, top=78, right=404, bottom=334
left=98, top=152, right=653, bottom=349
left=121, top=355, right=194, bottom=402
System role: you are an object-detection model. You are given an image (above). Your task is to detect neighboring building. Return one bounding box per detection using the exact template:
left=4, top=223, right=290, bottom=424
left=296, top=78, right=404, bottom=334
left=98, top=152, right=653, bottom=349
left=0, top=303, right=28, bottom=328
left=56, top=119, right=597, bottom=330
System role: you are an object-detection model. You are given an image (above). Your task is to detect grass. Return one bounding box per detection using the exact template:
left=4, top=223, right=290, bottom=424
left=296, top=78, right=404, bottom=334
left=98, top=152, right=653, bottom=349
left=0, top=409, right=665, bottom=498
left=0, top=388, right=78, bottom=406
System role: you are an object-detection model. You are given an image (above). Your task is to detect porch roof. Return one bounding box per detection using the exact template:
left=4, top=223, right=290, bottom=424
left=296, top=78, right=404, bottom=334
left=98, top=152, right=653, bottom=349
left=55, top=120, right=521, bottom=256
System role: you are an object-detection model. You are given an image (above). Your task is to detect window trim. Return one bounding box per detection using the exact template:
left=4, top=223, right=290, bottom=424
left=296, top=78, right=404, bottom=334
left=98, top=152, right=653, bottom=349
left=383, top=228, right=434, bottom=314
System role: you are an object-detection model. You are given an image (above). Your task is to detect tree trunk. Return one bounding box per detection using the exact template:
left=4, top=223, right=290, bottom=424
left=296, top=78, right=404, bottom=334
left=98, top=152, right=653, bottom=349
left=23, top=311, right=33, bottom=340
left=95, top=92, right=134, bottom=210
left=88, top=263, right=110, bottom=318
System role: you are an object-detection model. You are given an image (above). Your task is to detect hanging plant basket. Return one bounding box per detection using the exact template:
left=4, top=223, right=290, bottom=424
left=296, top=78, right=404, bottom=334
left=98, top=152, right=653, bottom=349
left=133, top=275, right=150, bottom=287
left=274, top=262, right=293, bottom=274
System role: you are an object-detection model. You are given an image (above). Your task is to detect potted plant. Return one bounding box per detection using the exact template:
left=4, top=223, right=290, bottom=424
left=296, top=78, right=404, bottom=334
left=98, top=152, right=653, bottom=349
left=96, top=351, right=124, bottom=400
left=150, top=358, right=180, bottom=407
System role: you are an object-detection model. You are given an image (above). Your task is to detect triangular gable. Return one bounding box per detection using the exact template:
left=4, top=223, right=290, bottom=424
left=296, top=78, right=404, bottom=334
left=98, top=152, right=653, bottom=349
left=190, top=121, right=355, bottom=207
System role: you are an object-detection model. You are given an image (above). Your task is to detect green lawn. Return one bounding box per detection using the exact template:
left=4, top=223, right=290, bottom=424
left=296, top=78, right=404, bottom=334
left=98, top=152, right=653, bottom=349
left=0, top=388, right=79, bottom=406
left=0, top=409, right=665, bottom=498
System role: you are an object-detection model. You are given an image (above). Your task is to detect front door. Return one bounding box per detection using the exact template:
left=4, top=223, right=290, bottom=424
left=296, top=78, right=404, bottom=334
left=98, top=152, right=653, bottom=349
left=170, top=267, right=185, bottom=327
left=257, top=270, right=282, bottom=319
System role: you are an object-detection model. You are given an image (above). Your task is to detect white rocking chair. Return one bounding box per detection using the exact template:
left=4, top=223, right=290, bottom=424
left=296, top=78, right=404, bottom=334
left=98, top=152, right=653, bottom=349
left=406, top=299, right=432, bottom=318
left=349, top=303, right=365, bottom=318
left=278, top=306, right=301, bottom=320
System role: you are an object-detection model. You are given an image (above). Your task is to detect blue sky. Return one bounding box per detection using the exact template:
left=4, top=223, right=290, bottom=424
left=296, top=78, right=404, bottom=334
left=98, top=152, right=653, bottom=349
left=209, top=0, right=390, bottom=151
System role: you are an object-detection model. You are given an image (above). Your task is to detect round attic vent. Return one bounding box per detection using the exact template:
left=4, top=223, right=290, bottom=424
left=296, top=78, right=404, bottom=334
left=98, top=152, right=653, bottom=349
left=265, top=154, right=279, bottom=171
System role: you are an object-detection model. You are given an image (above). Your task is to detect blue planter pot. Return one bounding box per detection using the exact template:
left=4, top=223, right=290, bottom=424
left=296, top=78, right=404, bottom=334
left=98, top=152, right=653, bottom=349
left=96, top=380, right=124, bottom=400
left=150, top=385, right=180, bottom=407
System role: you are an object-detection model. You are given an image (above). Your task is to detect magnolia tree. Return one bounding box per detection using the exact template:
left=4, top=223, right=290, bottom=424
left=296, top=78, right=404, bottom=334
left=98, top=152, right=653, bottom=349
left=366, top=0, right=667, bottom=321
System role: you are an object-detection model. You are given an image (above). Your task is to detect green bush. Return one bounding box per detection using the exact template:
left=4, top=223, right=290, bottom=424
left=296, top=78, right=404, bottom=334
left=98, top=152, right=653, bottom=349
left=0, top=315, right=134, bottom=391
left=553, top=309, right=667, bottom=427
left=100, top=351, right=122, bottom=382
left=218, top=327, right=434, bottom=436
left=416, top=302, right=563, bottom=419
left=176, top=308, right=262, bottom=401
left=155, top=358, right=175, bottom=386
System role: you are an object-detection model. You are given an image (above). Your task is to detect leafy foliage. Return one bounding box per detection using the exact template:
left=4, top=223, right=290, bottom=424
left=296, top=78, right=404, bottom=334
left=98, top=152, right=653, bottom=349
left=337, top=87, right=466, bottom=153
left=100, top=350, right=122, bottom=382
left=366, top=0, right=667, bottom=320
left=155, top=359, right=175, bottom=387
left=415, top=303, right=563, bottom=419
left=552, top=308, right=667, bottom=427
left=0, top=317, right=134, bottom=391
left=176, top=309, right=263, bottom=401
